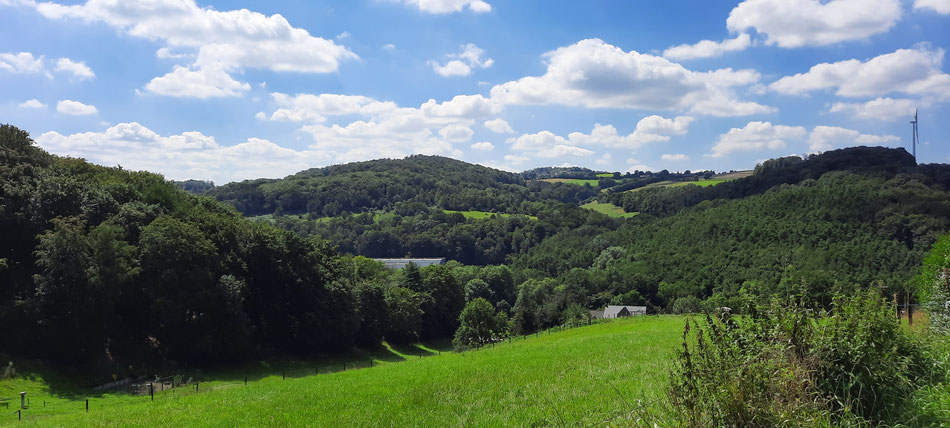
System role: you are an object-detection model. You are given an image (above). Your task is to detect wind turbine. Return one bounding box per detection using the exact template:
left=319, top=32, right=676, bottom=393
left=910, top=109, right=919, bottom=161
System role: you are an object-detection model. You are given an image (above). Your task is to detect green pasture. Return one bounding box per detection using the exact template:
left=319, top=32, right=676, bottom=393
left=3, top=316, right=684, bottom=427
left=581, top=202, right=639, bottom=219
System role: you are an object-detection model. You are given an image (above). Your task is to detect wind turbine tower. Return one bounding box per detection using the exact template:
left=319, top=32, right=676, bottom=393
left=910, top=109, right=919, bottom=161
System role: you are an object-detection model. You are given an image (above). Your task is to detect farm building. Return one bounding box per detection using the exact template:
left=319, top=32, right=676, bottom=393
left=591, top=305, right=647, bottom=319
left=373, top=258, right=447, bottom=269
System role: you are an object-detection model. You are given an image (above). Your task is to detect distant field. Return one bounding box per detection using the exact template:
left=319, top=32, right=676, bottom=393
left=6, top=317, right=684, bottom=426
left=667, top=179, right=726, bottom=188
left=538, top=178, right=600, bottom=186
left=443, top=210, right=537, bottom=220
left=581, top=201, right=639, bottom=218
left=595, top=173, right=614, bottom=178
left=624, top=170, right=753, bottom=192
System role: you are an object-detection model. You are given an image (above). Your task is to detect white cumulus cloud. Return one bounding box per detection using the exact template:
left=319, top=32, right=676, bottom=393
left=34, top=122, right=332, bottom=184
left=19, top=99, right=47, bottom=109
left=807, top=126, right=900, bottom=152
left=32, top=0, right=357, bottom=98
left=662, top=153, right=689, bottom=161
left=829, top=97, right=920, bottom=121
left=710, top=121, right=806, bottom=158
left=727, top=0, right=902, bottom=48
left=258, top=92, right=503, bottom=163
left=769, top=45, right=950, bottom=103
left=507, top=130, right=594, bottom=158
left=54, top=58, right=94, bottom=79
left=56, top=99, right=97, bottom=115
left=490, top=38, right=772, bottom=117
left=663, top=33, right=752, bottom=61
left=470, top=141, right=494, bottom=151
left=567, top=116, right=694, bottom=149
left=430, top=43, right=493, bottom=77
left=401, top=0, right=491, bottom=14
left=914, top=0, right=950, bottom=14
left=484, top=118, right=514, bottom=134
left=0, top=52, right=46, bottom=74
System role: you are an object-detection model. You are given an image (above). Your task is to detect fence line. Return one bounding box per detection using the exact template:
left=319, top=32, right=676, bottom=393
left=13, top=314, right=636, bottom=422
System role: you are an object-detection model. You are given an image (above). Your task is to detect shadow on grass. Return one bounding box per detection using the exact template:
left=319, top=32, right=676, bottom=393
left=1, top=339, right=449, bottom=401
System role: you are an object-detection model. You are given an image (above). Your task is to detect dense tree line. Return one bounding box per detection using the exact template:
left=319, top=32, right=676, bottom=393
left=208, top=155, right=598, bottom=217
left=0, top=126, right=509, bottom=367
left=505, top=160, right=950, bottom=329
left=271, top=203, right=619, bottom=265
left=5, top=123, right=949, bottom=370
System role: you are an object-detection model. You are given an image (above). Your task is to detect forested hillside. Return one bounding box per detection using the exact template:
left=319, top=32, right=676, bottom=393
left=4, top=122, right=949, bottom=371
left=208, top=156, right=599, bottom=217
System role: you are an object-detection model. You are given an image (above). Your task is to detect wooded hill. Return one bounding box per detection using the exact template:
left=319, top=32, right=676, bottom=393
left=3, top=121, right=949, bottom=369
left=208, top=155, right=599, bottom=217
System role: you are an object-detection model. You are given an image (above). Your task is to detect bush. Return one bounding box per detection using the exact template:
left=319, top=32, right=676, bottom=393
left=453, top=298, right=507, bottom=350
left=668, top=290, right=941, bottom=426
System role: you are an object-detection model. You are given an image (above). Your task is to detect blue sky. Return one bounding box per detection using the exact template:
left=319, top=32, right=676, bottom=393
left=1, top=0, right=948, bottom=183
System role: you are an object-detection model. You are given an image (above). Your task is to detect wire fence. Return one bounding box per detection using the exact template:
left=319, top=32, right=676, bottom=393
left=10, top=314, right=639, bottom=422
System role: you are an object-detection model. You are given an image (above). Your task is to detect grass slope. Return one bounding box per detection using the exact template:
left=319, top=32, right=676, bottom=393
left=539, top=178, right=600, bottom=186
left=581, top=202, right=639, bottom=219
left=7, top=316, right=683, bottom=427
left=442, top=210, right=537, bottom=220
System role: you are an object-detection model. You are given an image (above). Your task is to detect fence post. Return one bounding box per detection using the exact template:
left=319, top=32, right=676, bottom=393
left=343, top=361, right=346, bottom=371
left=150, top=383, right=154, bottom=401
left=195, top=382, right=198, bottom=392
left=282, top=372, right=285, bottom=381
left=245, top=376, right=247, bottom=386
left=15, top=410, right=20, bottom=421
left=85, top=399, right=88, bottom=412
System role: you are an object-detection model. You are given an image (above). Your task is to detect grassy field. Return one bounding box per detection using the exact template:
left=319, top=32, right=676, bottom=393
left=3, top=316, right=684, bottom=427
left=581, top=201, right=639, bottom=218
left=596, top=173, right=614, bottom=178
left=624, top=171, right=753, bottom=192
left=666, top=179, right=726, bottom=188
left=538, top=178, right=600, bottom=186
left=442, top=210, right=537, bottom=220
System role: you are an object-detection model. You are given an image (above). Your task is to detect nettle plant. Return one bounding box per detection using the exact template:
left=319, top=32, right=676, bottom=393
left=919, top=233, right=950, bottom=334
left=668, top=290, right=939, bottom=427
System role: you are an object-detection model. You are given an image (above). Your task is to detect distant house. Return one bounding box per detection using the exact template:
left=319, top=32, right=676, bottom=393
left=373, top=258, right=447, bottom=269
left=601, top=305, right=647, bottom=318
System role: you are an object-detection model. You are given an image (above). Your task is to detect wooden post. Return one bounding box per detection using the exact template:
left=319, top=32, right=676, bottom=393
left=894, top=293, right=900, bottom=322
left=245, top=376, right=247, bottom=386
left=85, top=399, right=88, bottom=412
left=150, top=383, right=154, bottom=401
left=282, top=372, right=285, bottom=380
left=195, top=382, right=198, bottom=392
left=907, top=293, right=914, bottom=325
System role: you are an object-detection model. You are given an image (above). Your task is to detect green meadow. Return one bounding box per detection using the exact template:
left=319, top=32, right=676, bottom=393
left=581, top=201, right=639, bottom=218
left=539, top=178, right=601, bottom=186
left=3, top=316, right=683, bottom=427
left=443, top=210, right=537, bottom=220
left=666, top=179, right=726, bottom=188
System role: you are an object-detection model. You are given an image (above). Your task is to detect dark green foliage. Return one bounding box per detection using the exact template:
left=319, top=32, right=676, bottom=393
left=669, top=291, right=941, bottom=426
left=0, top=125, right=393, bottom=366
left=918, top=231, right=950, bottom=333
left=453, top=298, right=508, bottom=350
left=174, top=179, right=215, bottom=194
left=209, top=155, right=597, bottom=217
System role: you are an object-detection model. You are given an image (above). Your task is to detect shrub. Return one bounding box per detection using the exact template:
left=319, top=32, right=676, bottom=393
left=669, top=290, right=939, bottom=426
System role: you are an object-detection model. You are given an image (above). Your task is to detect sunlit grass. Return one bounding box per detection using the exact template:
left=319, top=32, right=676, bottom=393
left=5, top=316, right=684, bottom=427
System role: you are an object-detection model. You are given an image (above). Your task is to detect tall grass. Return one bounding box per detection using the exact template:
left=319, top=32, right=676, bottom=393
left=669, top=290, right=949, bottom=426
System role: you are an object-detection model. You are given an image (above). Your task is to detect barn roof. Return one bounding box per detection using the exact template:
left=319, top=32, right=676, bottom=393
left=603, top=305, right=647, bottom=317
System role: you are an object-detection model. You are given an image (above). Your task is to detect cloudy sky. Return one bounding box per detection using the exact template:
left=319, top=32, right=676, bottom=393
left=2, top=0, right=948, bottom=183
